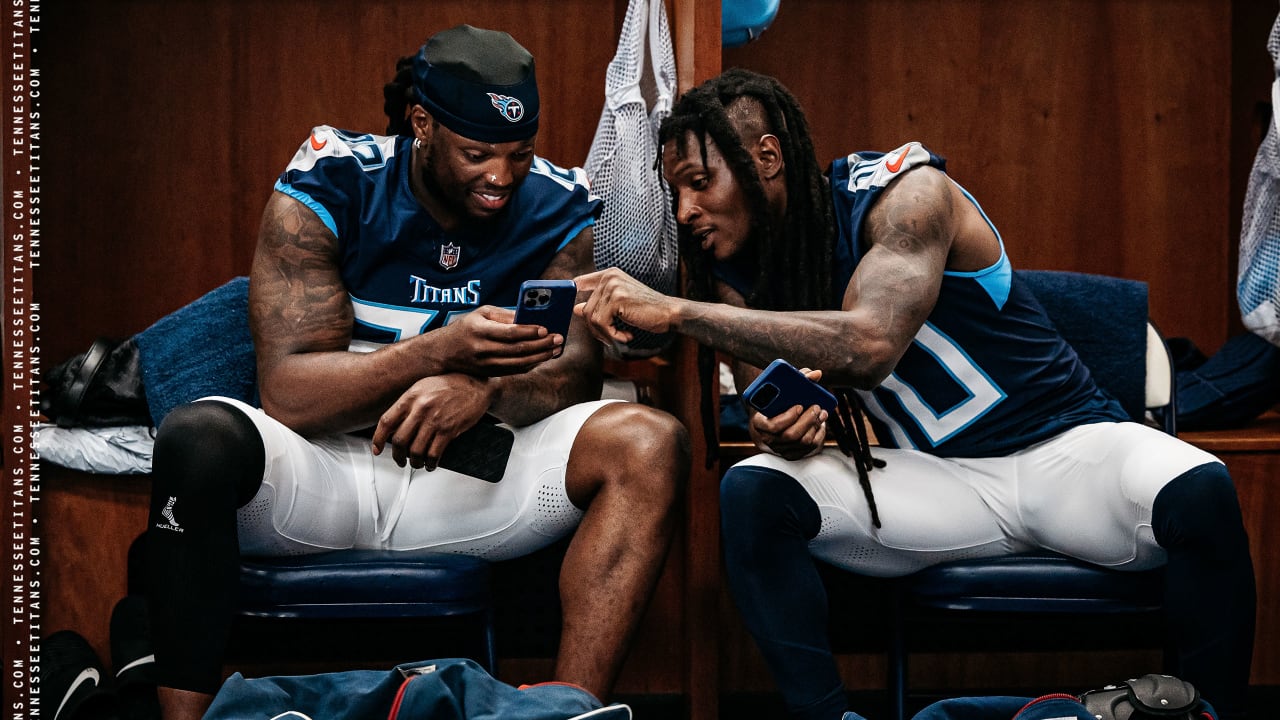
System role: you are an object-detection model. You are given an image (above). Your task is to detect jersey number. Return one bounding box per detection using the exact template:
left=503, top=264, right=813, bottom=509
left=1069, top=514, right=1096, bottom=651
left=351, top=297, right=438, bottom=341
left=862, top=323, right=1006, bottom=449
left=349, top=298, right=514, bottom=347
left=333, top=129, right=387, bottom=171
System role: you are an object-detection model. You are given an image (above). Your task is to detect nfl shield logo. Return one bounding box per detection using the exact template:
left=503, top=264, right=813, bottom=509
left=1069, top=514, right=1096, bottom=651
left=439, top=242, right=461, bottom=270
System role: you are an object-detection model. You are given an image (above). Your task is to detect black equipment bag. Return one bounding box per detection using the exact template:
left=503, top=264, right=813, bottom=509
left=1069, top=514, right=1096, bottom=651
left=41, top=337, right=150, bottom=428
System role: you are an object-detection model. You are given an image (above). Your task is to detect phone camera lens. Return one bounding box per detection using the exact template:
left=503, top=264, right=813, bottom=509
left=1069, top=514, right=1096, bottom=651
left=751, top=383, right=780, bottom=410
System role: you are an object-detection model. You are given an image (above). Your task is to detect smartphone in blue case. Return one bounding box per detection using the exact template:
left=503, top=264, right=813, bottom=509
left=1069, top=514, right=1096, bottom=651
left=742, top=358, right=838, bottom=417
left=515, top=279, right=576, bottom=359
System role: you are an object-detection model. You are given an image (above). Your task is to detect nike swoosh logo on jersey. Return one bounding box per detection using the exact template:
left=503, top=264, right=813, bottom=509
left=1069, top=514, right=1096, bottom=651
left=310, top=134, right=328, bottom=151
left=885, top=145, right=911, bottom=173
left=56, top=668, right=100, bottom=720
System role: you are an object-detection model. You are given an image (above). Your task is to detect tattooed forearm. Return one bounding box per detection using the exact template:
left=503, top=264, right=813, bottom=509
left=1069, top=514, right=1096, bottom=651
left=674, top=259, right=941, bottom=387
left=491, top=365, right=601, bottom=426
left=670, top=171, right=958, bottom=388
left=673, top=302, right=889, bottom=387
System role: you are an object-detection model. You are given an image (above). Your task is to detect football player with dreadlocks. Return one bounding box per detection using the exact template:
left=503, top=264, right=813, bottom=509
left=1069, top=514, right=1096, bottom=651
left=574, top=68, right=1256, bottom=720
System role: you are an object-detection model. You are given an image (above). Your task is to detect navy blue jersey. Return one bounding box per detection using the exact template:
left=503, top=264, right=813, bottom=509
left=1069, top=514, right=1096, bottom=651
left=275, top=126, right=601, bottom=351
left=828, top=142, right=1127, bottom=457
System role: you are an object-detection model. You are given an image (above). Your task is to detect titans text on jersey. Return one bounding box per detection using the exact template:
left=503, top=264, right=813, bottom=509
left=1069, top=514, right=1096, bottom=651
left=409, top=277, right=483, bottom=305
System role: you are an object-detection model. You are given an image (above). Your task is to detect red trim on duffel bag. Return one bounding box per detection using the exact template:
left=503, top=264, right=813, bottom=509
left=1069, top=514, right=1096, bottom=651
left=1013, top=694, right=1082, bottom=718
left=387, top=674, right=420, bottom=719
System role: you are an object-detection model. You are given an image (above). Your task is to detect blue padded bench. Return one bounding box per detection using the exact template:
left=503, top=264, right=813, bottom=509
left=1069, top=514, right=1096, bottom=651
left=237, top=549, right=497, bottom=671
left=899, top=552, right=1164, bottom=614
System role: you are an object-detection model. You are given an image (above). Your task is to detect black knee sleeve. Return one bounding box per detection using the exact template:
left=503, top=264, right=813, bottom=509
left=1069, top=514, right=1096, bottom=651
left=720, top=466, right=845, bottom=720
left=1152, top=462, right=1256, bottom=720
left=149, top=400, right=266, bottom=525
left=720, top=464, right=822, bottom=546
left=145, top=400, right=266, bottom=693
left=1152, top=461, right=1248, bottom=551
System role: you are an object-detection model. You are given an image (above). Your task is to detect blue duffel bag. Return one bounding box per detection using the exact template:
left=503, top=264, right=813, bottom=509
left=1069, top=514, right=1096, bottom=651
left=204, top=657, right=630, bottom=720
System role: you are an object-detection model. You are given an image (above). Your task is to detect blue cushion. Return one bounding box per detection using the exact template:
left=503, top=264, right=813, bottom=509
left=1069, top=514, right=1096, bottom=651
left=134, top=276, right=258, bottom=427
left=906, top=552, right=1163, bottom=613
left=238, top=549, right=491, bottom=620
left=1016, top=270, right=1148, bottom=422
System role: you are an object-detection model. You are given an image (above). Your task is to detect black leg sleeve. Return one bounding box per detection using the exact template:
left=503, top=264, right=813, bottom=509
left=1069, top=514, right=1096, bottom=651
left=720, top=465, right=848, bottom=720
left=1152, top=461, right=1256, bottom=720
left=144, top=401, right=265, bottom=694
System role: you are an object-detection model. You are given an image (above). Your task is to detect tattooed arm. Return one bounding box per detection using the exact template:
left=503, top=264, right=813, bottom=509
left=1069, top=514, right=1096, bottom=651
left=250, top=192, right=562, bottom=436
left=576, top=166, right=996, bottom=389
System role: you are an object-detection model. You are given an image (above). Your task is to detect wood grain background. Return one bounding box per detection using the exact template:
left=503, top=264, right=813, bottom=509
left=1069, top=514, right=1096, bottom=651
left=28, top=0, right=1279, bottom=711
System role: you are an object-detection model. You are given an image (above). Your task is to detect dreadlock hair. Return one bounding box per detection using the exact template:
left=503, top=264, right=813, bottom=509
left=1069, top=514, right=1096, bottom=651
left=660, top=69, right=883, bottom=526
left=383, top=54, right=418, bottom=136
left=659, top=67, right=835, bottom=311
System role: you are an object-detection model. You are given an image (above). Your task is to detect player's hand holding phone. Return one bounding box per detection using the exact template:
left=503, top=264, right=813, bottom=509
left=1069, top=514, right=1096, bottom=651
left=742, top=359, right=837, bottom=460
left=514, top=279, right=576, bottom=359
left=440, top=303, right=563, bottom=376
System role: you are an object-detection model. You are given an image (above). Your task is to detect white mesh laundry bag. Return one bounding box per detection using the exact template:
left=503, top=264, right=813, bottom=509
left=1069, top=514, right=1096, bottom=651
left=1238, top=11, right=1280, bottom=346
left=584, top=0, right=679, bottom=358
